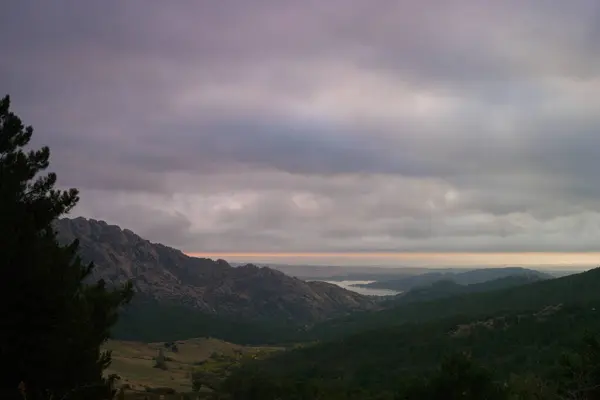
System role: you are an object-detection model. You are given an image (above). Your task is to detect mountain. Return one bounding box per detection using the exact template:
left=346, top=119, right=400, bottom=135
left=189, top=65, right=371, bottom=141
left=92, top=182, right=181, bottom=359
left=262, top=264, right=434, bottom=281
left=388, top=274, right=546, bottom=305
left=54, top=218, right=376, bottom=328
left=357, top=266, right=552, bottom=292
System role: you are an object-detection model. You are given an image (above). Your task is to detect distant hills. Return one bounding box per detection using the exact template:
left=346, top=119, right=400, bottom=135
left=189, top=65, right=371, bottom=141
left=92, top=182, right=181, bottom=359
left=261, top=263, right=431, bottom=281
left=283, top=265, right=600, bottom=344
left=358, top=266, right=552, bottom=292
left=388, top=274, right=547, bottom=305
left=54, top=218, right=376, bottom=333
left=247, top=262, right=571, bottom=285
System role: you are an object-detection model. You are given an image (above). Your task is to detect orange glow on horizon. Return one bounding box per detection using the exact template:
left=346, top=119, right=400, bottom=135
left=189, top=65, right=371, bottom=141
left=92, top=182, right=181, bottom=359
left=185, top=252, right=600, bottom=267
left=187, top=252, right=600, bottom=258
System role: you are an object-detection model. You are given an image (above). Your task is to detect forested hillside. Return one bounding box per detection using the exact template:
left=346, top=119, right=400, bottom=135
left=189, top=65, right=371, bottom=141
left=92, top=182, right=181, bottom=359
left=303, top=266, right=599, bottom=342
left=385, top=274, right=547, bottom=305
left=221, top=268, right=600, bottom=399
left=359, top=267, right=551, bottom=291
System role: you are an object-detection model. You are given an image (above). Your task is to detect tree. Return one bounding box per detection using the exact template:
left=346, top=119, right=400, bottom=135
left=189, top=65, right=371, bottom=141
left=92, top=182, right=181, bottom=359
left=0, top=95, right=133, bottom=399
left=555, top=334, right=600, bottom=400
left=398, top=352, right=507, bottom=400
left=506, top=373, right=558, bottom=400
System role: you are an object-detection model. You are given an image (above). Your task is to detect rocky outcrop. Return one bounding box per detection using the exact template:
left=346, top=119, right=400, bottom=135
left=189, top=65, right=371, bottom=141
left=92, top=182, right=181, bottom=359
left=54, top=217, right=375, bottom=323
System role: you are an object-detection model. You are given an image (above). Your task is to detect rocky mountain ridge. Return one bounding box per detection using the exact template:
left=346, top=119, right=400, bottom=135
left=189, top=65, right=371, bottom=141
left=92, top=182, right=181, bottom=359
left=54, top=217, right=375, bottom=323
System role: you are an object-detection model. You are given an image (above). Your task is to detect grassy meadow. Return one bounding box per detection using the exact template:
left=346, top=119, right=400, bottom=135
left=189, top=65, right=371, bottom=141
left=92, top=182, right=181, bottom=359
left=103, top=337, right=282, bottom=398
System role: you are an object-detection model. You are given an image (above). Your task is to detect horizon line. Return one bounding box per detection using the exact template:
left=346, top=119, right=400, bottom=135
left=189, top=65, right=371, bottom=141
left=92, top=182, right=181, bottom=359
left=187, top=251, right=600, bottom=257
left=185, top=252, right=600, bottom=267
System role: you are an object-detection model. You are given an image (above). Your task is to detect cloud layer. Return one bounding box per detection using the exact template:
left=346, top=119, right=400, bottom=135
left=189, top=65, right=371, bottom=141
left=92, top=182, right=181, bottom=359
left=2, top=1, right=600, bottom=254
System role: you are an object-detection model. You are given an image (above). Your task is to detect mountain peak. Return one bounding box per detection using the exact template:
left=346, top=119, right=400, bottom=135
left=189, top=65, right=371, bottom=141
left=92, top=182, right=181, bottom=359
left=55, top=217, right=375, bottom=324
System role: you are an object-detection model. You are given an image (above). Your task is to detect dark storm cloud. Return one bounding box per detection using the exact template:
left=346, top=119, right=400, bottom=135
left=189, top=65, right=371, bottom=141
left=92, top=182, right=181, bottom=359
left=2, top=0, right=600, bottom=252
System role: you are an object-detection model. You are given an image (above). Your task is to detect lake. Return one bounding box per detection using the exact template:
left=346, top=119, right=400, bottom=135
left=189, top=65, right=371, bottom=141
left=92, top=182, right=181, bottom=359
left=320, top=280, right=401, bottom=297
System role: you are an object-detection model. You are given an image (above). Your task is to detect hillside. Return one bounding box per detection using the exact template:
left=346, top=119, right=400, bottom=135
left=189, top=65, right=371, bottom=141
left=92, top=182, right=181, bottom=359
left=222, top=267, right=600, bottom=398
left=387, top=274, right=546, bottom=305
left=54, top=218, right=376, bottom=328
left=304, top=266, right=598, bottom=342
left=224, top=301, right=600, bottom=398
left=358, top=266, right=552, bottom=292
left=111, top=296, right=305, bottom=345
left=265, top=264, right=434, bottom=281
left=111, top=270, right=551, bottom=346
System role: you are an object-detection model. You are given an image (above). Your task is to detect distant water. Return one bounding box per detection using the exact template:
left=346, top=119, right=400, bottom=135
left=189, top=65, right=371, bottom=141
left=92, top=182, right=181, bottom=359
left=320, top=280, right=400, bottom=297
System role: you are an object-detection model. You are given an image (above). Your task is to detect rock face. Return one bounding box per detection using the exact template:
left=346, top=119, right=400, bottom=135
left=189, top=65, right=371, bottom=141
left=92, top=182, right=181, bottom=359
left=54, top=217, right=375, bottom=323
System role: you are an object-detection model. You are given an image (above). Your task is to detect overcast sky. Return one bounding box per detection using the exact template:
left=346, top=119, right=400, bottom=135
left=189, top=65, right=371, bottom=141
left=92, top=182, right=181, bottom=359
left=2, top=1, right=600, bottom=261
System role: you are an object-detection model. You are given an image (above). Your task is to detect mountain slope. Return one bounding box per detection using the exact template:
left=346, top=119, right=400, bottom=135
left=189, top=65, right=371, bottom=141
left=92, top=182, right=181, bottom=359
left=54, top=217, right=375, bottom=326
left=225, top=301, right=600, bottom=398
left=359, top=267, right=552, bottom=291
left=304, top=266, right=598, bottom=342
left=388, top=274, right=546, bottom=305
left=223, top=268, right=600, bottom=398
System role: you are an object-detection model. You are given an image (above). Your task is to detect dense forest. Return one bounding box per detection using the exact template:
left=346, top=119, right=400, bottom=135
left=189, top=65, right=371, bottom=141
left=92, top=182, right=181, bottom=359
left=220, top=269, right=600, bottom=399
left=301, top=267, right=600, bottom=343
left=112, top=295, right=300, bottom=345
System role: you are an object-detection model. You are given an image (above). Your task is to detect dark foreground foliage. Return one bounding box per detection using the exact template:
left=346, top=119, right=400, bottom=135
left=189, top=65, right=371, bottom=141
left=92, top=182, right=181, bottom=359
left=218, top=333, right=600, bottom=399
left=0, top=95, right=133, bottom=399
left=113, top=295, right=300, bottom=345
left=220, top=298, right=600, bottom=399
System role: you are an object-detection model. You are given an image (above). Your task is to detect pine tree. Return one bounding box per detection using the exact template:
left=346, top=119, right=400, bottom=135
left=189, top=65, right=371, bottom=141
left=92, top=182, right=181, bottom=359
left=398, top=352, right=507, bottom=400
left=0, top=95, right=133, bottom=399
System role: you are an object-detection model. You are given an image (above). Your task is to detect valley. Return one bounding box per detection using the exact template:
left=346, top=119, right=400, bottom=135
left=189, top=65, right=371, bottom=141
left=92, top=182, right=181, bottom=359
left=49, top=217, right=600, bottom=399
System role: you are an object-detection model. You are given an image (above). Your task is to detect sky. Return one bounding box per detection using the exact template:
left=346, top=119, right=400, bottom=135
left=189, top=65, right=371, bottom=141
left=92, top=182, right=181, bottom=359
left=2, top=1, right=600, bottom=267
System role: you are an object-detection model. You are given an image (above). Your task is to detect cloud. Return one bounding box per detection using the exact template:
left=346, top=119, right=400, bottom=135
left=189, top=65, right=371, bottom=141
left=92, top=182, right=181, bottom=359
left=2, top=0, right=600, bottom=255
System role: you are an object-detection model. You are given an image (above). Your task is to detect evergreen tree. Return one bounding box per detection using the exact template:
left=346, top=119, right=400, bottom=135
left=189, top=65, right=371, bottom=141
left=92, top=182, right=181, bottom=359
left=555, top=334, right=600, bottom=400
left=0, top=95, right=133, bottom=399
left=398, top=352, right=507, bottom=400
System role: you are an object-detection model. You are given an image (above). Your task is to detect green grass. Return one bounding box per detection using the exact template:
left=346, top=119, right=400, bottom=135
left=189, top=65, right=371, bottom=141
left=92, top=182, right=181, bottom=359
left=103, top=337, right=282, bottom=395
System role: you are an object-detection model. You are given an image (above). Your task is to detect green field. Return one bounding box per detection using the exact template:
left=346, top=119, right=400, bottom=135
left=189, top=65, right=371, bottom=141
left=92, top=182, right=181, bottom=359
left=103, top=338, right=282, bottom=397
